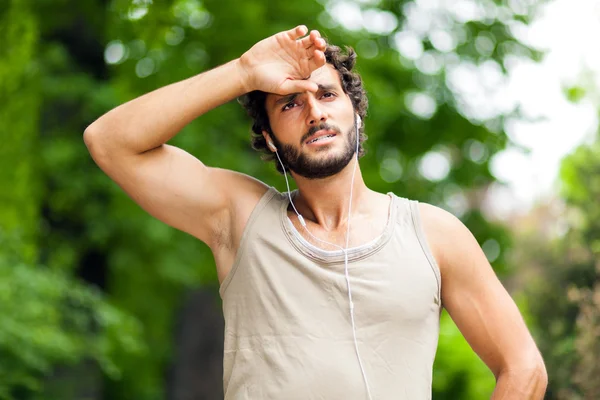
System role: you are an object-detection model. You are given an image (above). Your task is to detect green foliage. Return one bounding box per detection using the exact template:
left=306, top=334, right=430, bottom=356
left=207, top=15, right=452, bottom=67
left=0, top=231, right=145, bottom=400
left=512, top=138, right=600, bottom=399
left=0, top=0, right=40, bottom=264
left=564, top=86, right=587, bottom=103
left=0, top=1, right=144, bottom=399
left=557, top=140, right=600, bottom=398
left=560, top=141, right=600, bottom=212
left=433, top=313, right=495, bottom=399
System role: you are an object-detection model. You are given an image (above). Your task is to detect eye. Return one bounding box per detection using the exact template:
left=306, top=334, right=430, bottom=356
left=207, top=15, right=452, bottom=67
left=322, top=92, right=336, bottom=99
left=282, top=101, right=297, bottom=112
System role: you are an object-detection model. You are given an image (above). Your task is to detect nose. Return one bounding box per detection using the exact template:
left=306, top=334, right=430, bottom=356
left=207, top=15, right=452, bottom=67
left=305, top=96, right=328, bottom=126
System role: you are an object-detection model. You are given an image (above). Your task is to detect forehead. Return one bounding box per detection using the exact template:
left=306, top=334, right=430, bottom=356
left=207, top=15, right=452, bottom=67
left=265, top=64, right=343, bottom=108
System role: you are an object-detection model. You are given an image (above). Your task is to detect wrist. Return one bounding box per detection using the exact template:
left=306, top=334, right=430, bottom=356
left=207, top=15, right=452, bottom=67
left=234, top=56, right=254, bottom=93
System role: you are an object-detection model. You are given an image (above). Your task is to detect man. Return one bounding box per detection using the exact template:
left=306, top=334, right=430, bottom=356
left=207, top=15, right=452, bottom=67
left=84, top=25, right=547, bottom=399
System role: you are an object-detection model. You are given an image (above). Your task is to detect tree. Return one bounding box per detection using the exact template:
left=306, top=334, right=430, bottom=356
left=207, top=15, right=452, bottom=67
left=505, top=136, right=600, bottom=399
left=0, top=2, right=143, bottom=399
left=559, top=141, right=600, bottom=399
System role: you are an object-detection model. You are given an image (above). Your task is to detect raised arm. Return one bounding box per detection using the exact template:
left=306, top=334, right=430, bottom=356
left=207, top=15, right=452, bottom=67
left=419, top=203, right=548, bottom=399
left=84, top=26, right=326, bottom=250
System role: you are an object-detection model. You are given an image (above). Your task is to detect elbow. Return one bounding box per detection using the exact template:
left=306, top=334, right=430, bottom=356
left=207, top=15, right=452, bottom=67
left=536, top=361, right=549, bottom=393
left=496, top=356, right=548, bottom=398
left=83, top=126, right=95, bottom=149
left=83, top=125, right=109, bottom=161
left=526, top=360, right=548, bottom=394
left=525, top=362, right=548, bottom=399
left=84, top=119, right=106, bottom=141
left=83, top=123, right=99, bottom=149
left=527, top=352, right=548, bottom=388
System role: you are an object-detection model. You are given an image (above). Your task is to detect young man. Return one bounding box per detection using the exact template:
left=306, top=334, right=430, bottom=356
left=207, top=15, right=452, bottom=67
left=84, top=26, right=547, bottom=399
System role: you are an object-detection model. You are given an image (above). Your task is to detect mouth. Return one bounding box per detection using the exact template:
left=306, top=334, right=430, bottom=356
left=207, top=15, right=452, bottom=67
left=305, top=130, right=337, bottom=145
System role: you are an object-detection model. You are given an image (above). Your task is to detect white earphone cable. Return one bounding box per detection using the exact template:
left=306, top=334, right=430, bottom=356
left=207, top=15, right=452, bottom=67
left=273, top=118, right=373, bottom=400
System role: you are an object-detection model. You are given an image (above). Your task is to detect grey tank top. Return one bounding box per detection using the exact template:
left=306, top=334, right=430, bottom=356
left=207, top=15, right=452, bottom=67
left=219, top=187, right=442, bottom=399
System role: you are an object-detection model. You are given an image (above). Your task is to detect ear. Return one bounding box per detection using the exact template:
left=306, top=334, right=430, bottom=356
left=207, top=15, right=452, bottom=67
left=262, top=130, right=277, bottom=152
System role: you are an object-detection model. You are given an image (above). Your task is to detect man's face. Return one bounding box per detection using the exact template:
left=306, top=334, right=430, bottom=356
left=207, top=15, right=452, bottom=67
left=263, top=64, right=358, bottom=180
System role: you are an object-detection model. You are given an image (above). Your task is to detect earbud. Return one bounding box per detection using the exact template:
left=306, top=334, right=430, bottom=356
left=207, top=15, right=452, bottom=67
left=356, top=115, right=362, bottom=129
left=267, top=140, right=277, bottom=152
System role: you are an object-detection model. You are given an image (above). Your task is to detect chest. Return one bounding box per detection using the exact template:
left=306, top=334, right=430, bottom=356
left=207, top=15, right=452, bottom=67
left=286, top=209, right=388, bottom=251
left=224, top=230, right=441, bottom=338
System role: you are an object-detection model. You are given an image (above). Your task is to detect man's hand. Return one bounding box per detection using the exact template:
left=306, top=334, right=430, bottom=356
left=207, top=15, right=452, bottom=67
left=237, top=25, right=327, bottom=95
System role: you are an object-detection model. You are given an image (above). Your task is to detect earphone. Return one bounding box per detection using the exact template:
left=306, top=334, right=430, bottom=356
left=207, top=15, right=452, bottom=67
left=272, top=114, right=373, bottom=400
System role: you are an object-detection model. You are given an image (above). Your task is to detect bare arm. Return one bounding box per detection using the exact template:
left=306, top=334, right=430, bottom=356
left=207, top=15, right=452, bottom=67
left=84, top=26, right=326, bottom=248
left=419, top=203, right=547, bottom=399
left=84, top=60, right=258, bottom=248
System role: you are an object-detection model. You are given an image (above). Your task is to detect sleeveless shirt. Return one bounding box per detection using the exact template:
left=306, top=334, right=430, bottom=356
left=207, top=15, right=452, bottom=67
left=219, top=187, right=442, bottom=399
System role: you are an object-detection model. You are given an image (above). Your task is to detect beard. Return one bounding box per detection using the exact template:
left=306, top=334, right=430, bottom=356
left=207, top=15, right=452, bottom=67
left=272, top=121, right=358, bottom=180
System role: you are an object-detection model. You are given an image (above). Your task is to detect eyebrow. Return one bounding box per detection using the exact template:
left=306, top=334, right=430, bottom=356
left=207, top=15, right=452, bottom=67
left=273, top=84, right=338, bottom=106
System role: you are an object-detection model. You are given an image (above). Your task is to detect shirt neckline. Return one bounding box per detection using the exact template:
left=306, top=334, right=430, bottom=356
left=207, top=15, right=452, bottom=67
left=279, top=190, right=397, bottom=265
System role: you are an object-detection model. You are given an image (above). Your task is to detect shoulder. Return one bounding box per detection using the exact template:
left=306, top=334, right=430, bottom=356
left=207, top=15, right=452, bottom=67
left=211, top=167, right=271, bottom=196
left=217, top=167, right=272, bottom=211
left=416, top=202, right=462, bottom=234
left=415, top=202, right=481, bottom=276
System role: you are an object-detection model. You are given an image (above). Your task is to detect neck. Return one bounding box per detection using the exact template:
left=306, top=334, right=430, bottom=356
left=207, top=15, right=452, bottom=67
left=289, top=157, right=371, bottom=231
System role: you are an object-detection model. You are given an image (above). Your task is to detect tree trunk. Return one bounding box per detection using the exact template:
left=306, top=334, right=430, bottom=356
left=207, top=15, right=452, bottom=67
left=167, top=288, right=225, bottom=400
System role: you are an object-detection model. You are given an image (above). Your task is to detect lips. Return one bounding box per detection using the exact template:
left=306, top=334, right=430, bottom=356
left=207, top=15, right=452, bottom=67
left=305, top=130, right=337, bottom=145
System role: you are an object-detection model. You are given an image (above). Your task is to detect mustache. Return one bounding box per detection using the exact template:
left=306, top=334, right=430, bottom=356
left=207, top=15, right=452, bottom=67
left=300, top=123, right=342, bottom=145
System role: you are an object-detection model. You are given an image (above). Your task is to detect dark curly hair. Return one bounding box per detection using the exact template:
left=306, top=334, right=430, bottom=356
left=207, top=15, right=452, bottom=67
left=238, top=45, right=369, bottom=174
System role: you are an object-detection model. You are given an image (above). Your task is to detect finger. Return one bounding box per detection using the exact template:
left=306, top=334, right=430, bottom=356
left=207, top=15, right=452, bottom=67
left=314, top=37, right=326, bottom=50
left=286, top=25, right=308, bottom=40
left=299, top=37, right=325, bottom=58
left=280, top=79, right=318, bottom=95
left=310, top=31, right=326, bottom=49
left=299, top=31, right=324, bottom=48
left=308, top=50, right=326, bottom=70
left=301, top=40, right=316, bottom=58
left=298, top=35, right=314, bottom=49
left=309, top=30, right=321, bottom=42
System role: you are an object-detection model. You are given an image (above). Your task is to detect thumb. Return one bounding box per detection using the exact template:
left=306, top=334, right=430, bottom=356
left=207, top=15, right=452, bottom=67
left=279, top=79, right=318, bottom=95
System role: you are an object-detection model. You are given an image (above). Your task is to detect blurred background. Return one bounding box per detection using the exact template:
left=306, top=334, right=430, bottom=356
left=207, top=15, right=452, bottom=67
left=1, top=0, right=599, bottom=398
